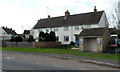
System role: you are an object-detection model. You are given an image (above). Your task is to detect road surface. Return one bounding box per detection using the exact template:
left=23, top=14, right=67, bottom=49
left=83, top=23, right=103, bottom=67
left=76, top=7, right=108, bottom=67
left=1, top=51, right=119, bottom=70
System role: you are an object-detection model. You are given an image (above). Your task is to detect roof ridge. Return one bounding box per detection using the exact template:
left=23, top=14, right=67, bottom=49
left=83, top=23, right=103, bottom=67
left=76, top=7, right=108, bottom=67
left=34, top=10, right=104, bottom=29
left=40, top=11, right=104, bottom=20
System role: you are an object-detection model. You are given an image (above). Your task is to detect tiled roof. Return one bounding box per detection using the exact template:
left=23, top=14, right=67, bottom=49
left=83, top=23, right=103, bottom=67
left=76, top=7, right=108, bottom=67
left=80, top=28, right=107, bottom=36
left=108, top=28, right=118, bottom=34
left=34, top=11, right=104, bottom=29
left=2, top=27, right=17, bottom=35
left=23, top=30, right=30, bottom=34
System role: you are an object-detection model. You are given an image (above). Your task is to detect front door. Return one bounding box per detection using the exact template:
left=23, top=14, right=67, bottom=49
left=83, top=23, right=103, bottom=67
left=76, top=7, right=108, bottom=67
left=75, top=36, right=79, bottom=45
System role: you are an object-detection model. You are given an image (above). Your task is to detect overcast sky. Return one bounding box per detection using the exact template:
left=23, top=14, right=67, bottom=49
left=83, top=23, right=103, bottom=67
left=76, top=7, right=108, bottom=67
left=0, top=0, right=119, bottom=34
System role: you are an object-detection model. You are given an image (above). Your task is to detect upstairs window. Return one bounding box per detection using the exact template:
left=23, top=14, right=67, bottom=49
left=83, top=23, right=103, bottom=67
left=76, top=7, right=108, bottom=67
left=87, top=25, right=91, bottom=28
left=75, top=26, right=79, bottom=30
left=64, top=26, right=69, bottom=31
left=82, top=25, right=91, bottom=29
left=53, top=27, right=58, bottom=32
left=38, top=28, right=42, bottom=32
left=46, top=29, right=49, bottom=32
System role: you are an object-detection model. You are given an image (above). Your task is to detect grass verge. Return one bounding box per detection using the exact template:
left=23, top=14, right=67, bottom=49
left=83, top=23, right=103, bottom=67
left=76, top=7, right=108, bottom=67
left=2, top=47, right=81, bottom=54
left=2, top=47, right=119, bottom=60
left=72, top=53, right=119, bottom=60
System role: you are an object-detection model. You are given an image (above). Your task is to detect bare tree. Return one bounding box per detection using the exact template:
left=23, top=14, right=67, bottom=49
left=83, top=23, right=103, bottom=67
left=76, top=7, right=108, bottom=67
left=109, top=1, right=120, bottom=30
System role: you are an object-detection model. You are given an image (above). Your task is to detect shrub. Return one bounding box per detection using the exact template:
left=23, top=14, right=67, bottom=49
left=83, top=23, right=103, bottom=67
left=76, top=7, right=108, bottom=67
left=50, top=31, right=56, bottom=42
left=44, top=32, right=50, bottom=42
left=14, top=35, right=23, bottom=42
left=27, top=35, right=35, bottom=42
left=69, top=41, right=75, bottom=46
left=10, top=36, right=15, bottom=42
left=38, top=31, right=57, bottom=42
left=39, top=31, right=45, bottom=42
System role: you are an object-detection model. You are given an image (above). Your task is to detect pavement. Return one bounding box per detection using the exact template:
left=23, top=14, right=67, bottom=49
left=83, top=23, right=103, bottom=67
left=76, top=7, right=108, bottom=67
left=2, top=50, right=120, bottom=69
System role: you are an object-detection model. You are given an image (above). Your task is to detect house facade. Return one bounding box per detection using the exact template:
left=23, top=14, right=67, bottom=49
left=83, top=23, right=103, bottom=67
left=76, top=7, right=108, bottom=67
left=0, top=27, right=17, bottom=40
left=31, top=7, right=109, bottom=44
left=23, top=30, right=30, bottom=38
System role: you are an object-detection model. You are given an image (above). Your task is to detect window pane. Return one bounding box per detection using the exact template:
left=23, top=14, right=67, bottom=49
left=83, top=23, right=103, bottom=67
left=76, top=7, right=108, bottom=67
left=38, top=29, right=42, bottom=32
left=46, top=29, right=49, bottom=32
left=82, top=25, right=91, bottom=29
left=64, top=36, right=69, bottom=41
left=64, top=26, right=69, bottom=31
left=75, top=26, right=79, bottom=30
left=53, top=27, right=58, bottom=32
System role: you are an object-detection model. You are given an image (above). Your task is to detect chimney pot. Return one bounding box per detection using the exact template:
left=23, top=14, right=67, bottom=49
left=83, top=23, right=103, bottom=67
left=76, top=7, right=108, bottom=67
left=48, top=15, right=50, bottom=18
left=94, top=6, right=97, bottom=12
left=64, top=10, right=70, bottom=19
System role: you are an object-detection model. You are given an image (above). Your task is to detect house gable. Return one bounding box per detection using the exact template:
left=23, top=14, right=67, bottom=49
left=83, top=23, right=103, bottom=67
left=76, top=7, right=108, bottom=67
left=0, top=27, right=8, bottom=37
left=1, top=27, right=17, bottom=35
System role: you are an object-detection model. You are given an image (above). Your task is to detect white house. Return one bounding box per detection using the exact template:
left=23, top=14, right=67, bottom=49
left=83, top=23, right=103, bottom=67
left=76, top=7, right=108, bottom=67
left=23, top=30, right=30, bottom=38
left=0, top=27, right=17, bottom=40
left=31, top=7, right=109, bottom=45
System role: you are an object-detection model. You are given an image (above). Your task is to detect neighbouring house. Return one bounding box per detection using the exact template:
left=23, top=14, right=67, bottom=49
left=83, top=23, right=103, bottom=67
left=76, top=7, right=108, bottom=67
left=79, top=28, right=111, bottom=53
left=31, top=7, right=109, bottom=45
left=23, top=30, right=30, bottom=39
left=0, top=26, right=17, bottom=41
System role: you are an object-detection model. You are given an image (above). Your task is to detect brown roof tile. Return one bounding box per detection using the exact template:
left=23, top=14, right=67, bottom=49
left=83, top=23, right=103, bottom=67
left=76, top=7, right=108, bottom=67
left=34, top=11, right=104, bottom=29
left=80, top=28, right=107, bottom=36
left=2, top=27, right=17, bottom=35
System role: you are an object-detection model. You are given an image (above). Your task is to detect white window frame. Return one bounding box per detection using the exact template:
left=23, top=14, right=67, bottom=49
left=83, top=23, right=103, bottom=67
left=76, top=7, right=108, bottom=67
left=83, top=25, right=91, bottom=29
left=64, top=26, right=69, bottom=31
left=64, top=36, right=69, bottom=41
left=53, top=27, right=58, bottom=32
left=75, top=26, right=79, bottom=30
left=46, top=29, right=49, bottom=32
left=38, top=28, right=42, bottom=32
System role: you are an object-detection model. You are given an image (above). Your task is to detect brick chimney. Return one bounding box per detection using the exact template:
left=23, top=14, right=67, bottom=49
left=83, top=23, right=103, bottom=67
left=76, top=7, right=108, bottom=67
left=48, top=15, right=50, bottom=18
left=64, top=10, right=70, bottom=19
left=48, top=15, right=50, bottom=20
left=94, top=6, right=97, bottom=12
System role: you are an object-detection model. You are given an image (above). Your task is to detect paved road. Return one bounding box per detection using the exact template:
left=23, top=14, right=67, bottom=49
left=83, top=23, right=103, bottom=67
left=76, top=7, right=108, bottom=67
left=2, top=51, right=119, bottom=70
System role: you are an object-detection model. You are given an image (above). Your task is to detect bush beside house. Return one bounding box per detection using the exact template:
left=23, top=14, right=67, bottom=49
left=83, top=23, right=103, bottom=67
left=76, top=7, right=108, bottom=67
left=10, top=35, right=23, bottom=42
left=38, top=31, right=56, bottom=42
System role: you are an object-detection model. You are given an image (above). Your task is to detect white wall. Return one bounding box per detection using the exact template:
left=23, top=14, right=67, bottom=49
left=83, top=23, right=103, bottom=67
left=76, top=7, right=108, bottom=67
left=32, top=24, right=98, bottom=44
left=98, top=12, right=109, bottom=27
left=0, top=28, right=12, bottom=40
left=0, top=28, right=7, bottom=37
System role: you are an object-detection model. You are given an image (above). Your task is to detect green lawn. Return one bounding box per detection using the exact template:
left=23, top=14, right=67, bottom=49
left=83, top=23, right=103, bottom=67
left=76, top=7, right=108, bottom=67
left=72, top=53, right=119, bottom=60
left=2, top=47, right=81, bottom=54
left=0, top=47, right=2, bottom=50
left=1, top=47, right=119, bottom=60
